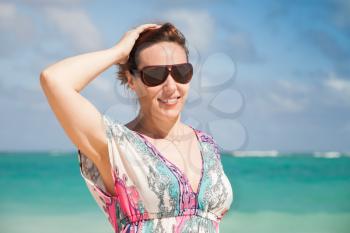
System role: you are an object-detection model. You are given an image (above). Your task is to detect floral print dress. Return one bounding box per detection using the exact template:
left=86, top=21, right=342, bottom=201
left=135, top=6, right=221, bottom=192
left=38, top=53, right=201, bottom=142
left=77, top=114, right=233, bottom=232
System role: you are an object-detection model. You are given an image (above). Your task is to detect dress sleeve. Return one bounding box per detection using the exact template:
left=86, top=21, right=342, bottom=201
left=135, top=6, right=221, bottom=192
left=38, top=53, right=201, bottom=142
left=200, top=131, right=221, bottom=161
left=210, top=135, right=222, bottom=161
left=76, top=113, right=125, bottom=230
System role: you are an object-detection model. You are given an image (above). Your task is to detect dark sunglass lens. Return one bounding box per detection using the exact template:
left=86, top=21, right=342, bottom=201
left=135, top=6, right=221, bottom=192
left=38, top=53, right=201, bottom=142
left=142, top=67, right=168, bottom=86
left=172, top=63, right=193, bottom=84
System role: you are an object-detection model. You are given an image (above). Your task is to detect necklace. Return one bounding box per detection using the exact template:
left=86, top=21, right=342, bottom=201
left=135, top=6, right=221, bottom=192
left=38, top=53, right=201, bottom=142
left=136, top=122, right=202, bottom=192
left=137, top=122, right=193, bottom=169
left=136, top=121, right=189, bottom=142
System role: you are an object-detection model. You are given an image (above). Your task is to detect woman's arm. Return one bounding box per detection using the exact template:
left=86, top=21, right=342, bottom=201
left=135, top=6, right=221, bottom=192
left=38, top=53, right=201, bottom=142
left=39, top=23, right=161, bottom=165
left=40, top=47, right=122, bottom=92
left=39, top=47, right=122, bottom=165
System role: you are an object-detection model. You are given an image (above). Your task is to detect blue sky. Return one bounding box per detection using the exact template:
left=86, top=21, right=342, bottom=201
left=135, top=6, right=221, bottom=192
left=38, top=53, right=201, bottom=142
left=1, top=0, right=349, bottom=152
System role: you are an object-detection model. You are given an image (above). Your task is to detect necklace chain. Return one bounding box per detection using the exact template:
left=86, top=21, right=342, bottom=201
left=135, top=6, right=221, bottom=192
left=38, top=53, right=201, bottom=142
left=137, top=123, right=192, bottom=165
left=136, top=122, right=201, bottom=192
left=137, top=122, right=189, bottom=143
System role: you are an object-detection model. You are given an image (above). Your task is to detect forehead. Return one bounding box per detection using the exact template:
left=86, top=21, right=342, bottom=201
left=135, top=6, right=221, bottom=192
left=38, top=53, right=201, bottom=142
left=137, top=42, right=187, bottom=68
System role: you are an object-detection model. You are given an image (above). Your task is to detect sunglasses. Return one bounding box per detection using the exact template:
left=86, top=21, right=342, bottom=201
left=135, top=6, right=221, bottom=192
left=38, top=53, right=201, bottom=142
left=131, top=62, right=193, bottom=87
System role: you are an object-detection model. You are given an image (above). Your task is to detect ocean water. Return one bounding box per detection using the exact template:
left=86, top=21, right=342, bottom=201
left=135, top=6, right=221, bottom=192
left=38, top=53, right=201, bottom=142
left=1, top=151, right=349, bottom=233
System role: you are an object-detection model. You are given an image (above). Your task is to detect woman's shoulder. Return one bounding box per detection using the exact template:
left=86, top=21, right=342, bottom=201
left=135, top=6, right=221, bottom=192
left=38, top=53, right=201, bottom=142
left=101, top=114, right=132, bottom=142
left=186, top=124, right=216, bottom=144
left=187, top=124, right=221, bottom=157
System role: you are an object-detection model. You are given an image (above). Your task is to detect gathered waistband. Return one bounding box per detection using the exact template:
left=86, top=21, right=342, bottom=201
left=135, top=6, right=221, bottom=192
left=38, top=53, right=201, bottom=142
left=121, top=208, right=221, bottom=226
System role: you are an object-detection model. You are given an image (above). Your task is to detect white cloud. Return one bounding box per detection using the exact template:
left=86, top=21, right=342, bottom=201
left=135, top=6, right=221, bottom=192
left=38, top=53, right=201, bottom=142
left=245, top=79, right=311, bottom=114
left=267, top=92, right=308, bottom=113
left=43, top=7, right=104, bottom=51
left=264, top=80, right=311, bottom=113
left=162, top=9, right=215, bottom=51
left=13, top=0, right=83, bottom=6
left=0, top=2, right=16, bottom=20
left=324, top=73, right=350, bottom=93
left=323, top=72, right=350, bottom=104
left=276, top=79, right=312, bottom=94
left=0, top=2, right=36, bottom=55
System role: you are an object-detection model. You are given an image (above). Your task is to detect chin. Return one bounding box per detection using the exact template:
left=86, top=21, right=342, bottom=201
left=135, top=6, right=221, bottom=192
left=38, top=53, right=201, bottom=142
left=155, top=101, right=182, bottom=118
left=159, top=107, right=181, bottom=118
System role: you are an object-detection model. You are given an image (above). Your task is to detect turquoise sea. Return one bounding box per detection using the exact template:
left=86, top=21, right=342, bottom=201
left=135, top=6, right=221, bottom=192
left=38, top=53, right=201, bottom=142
left=1, top=151, right=349, bottom=233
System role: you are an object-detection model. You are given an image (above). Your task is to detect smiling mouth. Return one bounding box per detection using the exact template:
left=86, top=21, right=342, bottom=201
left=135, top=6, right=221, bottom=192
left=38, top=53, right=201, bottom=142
left=157, top=96, right=181, bottom=104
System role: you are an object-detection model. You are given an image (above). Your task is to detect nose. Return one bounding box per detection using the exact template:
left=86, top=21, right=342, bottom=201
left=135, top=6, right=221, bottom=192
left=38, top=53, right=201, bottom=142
left=162, top=71, right=177, bottom=93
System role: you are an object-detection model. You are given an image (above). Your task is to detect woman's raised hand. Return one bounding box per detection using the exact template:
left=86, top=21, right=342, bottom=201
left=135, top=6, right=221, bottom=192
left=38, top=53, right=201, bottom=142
left=112, top=23, right=162, bottom=65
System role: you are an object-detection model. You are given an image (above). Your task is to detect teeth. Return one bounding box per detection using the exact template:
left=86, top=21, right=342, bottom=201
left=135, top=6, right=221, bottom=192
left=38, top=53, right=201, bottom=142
left=161, top=98, right=177, bottom=103
left=159, top=97, right=179, bottom=104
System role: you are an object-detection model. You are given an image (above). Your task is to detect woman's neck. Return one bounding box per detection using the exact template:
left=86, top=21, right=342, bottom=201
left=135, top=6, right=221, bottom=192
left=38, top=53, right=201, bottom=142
left=127, top=111, right=184, bottom=140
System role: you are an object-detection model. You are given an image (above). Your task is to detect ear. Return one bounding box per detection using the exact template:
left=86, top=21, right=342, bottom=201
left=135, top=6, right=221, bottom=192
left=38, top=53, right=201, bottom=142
left=125, top=70, right=136, bottom=90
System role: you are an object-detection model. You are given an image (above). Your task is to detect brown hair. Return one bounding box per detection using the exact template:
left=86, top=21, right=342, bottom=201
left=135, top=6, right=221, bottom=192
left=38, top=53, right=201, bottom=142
left=116, top=22, right=189, bottom=89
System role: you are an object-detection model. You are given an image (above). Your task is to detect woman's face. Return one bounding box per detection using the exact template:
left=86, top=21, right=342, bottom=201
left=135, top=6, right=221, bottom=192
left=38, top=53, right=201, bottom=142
left=128, top=41, right=190, bottom=121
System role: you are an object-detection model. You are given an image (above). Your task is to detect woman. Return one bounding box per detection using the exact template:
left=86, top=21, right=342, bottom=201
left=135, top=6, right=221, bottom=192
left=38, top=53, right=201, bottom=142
left=40, top=22, right=233, bottom=232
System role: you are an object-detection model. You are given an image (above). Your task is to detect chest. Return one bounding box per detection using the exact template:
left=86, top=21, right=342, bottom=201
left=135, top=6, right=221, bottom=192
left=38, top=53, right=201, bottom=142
left=113, top=127, right=233, bottom=217
left=142, top=132, right=203, bottom=193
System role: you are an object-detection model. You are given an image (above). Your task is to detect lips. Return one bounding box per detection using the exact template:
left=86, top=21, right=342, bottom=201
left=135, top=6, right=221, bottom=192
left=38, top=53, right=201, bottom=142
left=157, top=96, right=181, bottom=104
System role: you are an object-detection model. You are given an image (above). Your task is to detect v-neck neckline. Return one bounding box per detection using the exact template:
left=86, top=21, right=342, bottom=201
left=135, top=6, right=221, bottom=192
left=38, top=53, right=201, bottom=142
left=127, top=124, right=204, bottom=195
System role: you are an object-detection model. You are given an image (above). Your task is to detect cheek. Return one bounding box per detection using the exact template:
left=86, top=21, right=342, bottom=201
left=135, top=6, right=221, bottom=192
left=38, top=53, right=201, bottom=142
left=180, top=85, right=190, bottom=97
left=137, top=87, right=160, bottom=105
